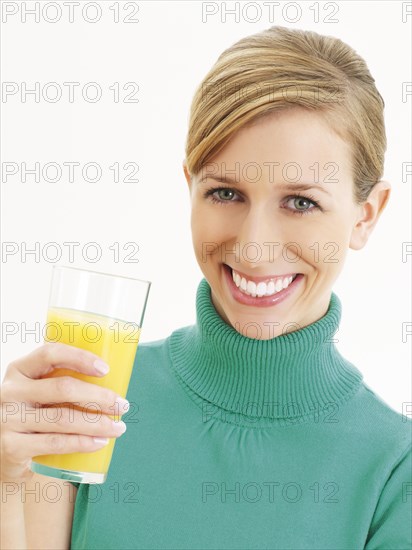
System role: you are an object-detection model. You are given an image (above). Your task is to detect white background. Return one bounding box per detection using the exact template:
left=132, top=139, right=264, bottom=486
left=1, top=1, right=411, bottom=415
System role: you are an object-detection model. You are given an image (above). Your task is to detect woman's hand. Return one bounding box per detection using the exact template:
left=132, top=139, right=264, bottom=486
left=0, top=342, right=128, bottom=482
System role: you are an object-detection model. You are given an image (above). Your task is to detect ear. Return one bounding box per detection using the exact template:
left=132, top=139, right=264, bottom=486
left=182, top=160, right=192, bottom=194
left=349, top=180, right=391, bottom=250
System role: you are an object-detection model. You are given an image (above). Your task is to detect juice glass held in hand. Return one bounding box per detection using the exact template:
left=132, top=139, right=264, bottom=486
left=30, top=265, right=151, bottom=484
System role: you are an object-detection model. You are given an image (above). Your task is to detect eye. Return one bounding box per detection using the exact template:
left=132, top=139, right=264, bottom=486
left=203, top=186, right=322, bottom=215
left=284, top=194, right=321, bottom=215
left=203, top=186, right=240, bottom=206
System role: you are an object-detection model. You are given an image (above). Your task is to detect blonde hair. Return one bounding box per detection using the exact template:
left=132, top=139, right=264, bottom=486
left=184, top=26, right=386, bottom=204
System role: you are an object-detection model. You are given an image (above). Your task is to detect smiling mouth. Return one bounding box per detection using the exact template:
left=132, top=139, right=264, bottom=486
left=224, top=264, right=300, bottom=298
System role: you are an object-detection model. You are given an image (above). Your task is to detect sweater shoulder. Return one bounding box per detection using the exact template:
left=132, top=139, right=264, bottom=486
left=353, top=381, right=412, bottom=451
left=127, top=325, right=193, bottom=392
left=135, top=323, right=193, bottom=361
left=133, top=335, right=172, bottom=370
left=137, top=335, right=170, bottom=354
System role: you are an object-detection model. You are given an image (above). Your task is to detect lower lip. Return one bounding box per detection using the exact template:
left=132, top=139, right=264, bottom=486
left=223, top=264, right=303, bottom=308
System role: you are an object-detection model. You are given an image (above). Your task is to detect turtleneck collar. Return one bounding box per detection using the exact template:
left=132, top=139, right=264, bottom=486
left=168, top=278, right=363, bottom=425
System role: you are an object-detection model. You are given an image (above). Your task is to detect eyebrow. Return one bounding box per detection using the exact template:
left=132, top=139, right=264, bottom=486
left=199, top=175, right=332, bottom=196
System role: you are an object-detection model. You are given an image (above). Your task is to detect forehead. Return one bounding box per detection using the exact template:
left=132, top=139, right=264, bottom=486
left=202, top=107, right=353, bottom=186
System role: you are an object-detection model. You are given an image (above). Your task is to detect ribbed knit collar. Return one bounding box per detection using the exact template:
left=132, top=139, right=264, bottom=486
left=168, top=278, right=363, bottom=423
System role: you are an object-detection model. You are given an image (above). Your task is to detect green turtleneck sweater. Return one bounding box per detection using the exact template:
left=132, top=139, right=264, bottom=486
left=69, top=278, right=412, bottom=549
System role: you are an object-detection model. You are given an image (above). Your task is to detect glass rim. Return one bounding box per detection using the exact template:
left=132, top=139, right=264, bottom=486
left=51, top=264, right=152, bottom=286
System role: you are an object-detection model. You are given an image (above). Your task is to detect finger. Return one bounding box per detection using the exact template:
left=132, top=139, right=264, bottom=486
left=2, top=431, right=113, bottom=465
left=8, top=376, right=129, bottom=415
left=12, top=342, right=110, bottom=379
left=8, top=405, right=127, bottom=438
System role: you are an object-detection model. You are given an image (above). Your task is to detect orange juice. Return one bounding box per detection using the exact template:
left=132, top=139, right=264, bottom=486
left=32, top=307, right=140, bottom=476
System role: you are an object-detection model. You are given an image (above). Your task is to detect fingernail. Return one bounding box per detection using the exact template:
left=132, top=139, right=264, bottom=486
left=94, top=359, right=110, bottom=374
left=93, top=437, right=110, bottom=445
left=116, top=397, right=130, bottom=412
left=112, top=420, right=127, bottom=434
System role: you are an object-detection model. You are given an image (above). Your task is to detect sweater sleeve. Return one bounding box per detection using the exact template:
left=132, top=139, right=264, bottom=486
left=364, top=442, right=412, bottom=549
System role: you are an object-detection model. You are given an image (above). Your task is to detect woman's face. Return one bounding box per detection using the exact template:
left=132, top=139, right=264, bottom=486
left=183, top=107, right=386, bottom=340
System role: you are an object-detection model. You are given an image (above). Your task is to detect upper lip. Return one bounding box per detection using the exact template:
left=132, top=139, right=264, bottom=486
left=225, top=264, right=298, bottom=283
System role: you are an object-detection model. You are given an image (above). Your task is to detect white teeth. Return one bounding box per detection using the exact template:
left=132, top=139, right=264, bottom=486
left=247, top=280, right=257, bottom=297
left=256, top=282, right=266, bottom=297
left=266, top=280, right=275, bottom=296
left=231, top=267, right=295, bottom=298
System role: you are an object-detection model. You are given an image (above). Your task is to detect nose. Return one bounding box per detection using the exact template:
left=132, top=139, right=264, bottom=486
left=231, top=203, right=284, bottom=270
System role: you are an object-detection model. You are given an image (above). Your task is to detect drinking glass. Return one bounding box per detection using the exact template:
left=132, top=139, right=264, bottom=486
left=30, top=265, right=151, bottom=483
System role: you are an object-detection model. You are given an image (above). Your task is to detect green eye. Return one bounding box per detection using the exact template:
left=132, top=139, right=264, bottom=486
left=217, top=189, right=235, bottom=201
left=203, top=186, right=240, bottom=206
left=203, top=186, right=322, bottom=216
left=293, top=197, right=312, bottom=210
left=284, top=194, right=320, bottom=216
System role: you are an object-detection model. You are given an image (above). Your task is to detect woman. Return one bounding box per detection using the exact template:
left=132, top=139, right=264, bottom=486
left=1, top=25, right=411, bottom=549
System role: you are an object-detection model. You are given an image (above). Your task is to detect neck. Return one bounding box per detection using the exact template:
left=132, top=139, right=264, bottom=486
left=169, top=278, right=363, bottom=424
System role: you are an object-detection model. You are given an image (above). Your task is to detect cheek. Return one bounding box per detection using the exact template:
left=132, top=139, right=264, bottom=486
left=190, top=205, right=218, bottom=265
left=190, top=199, right=354, bottom=269
left=191, top=204, right=238, bottom=271
left=295, top=217, right=352, bottom=268
left=191, top=203, right=231, bottom=243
